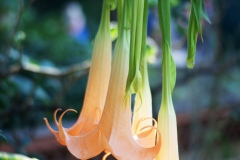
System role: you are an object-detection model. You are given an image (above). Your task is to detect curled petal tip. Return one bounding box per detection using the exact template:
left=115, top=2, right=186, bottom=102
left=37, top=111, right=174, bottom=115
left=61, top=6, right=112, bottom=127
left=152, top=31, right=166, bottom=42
left=59, top=109, right=78, bottom=119
left=102, top=152, right=111, bottom=160
left=135, top=117, right=158, bottom=134
left=54, top=108, right=62, bottom=114
left=58, top=109, right=78, bottom=129
left=54, top=108, right=63, bottom=127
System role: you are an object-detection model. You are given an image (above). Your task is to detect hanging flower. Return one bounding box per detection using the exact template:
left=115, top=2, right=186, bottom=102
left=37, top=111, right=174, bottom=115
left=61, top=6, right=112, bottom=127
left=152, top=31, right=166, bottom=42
left=43, top=0, right=208, bottom=159
left=55, top=0, right=160, bottom=159
left=44, top=0, right=114, bottom=145
left=105, top=0, right=160, bottom=159
left=131, top=0, right=157, bottom=148
left=156, top=0, right=178, bottom=159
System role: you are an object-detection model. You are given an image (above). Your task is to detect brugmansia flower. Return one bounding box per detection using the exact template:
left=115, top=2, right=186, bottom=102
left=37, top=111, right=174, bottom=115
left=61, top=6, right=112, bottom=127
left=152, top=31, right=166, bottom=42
left=45, top=0, right=160, bottom=159
left=129, top=0, right=158, bottom=149
left=104, top=1, right=160, bottom=159
left=43, top=0, right=208, bottom=159
left=157, top=0, right=179, bottom=159
left=44, top=0, right=113, bottom=145
left=156, top=44, right=178, bottom=160
left=55, top=0, right=160, bottom=159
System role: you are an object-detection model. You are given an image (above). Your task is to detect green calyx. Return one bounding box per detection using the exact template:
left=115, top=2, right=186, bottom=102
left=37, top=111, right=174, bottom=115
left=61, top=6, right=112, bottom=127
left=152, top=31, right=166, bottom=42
left=158, top=0, right=176, bottom=96
left=98, top=0, right=117, bottom=35
left=125, top=0, right=149, bottom=101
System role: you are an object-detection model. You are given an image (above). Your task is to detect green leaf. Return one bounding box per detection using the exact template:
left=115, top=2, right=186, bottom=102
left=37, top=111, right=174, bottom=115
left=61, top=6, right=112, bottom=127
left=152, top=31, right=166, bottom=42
left=187, top=0, right=211, bottom=69
left=191, top=0, right=202, bottom=36
left=170, top=52, right=176, bottom=92
left=187, top=7, right=198, bottom=69
left=125, top=0, right=145, bottom=97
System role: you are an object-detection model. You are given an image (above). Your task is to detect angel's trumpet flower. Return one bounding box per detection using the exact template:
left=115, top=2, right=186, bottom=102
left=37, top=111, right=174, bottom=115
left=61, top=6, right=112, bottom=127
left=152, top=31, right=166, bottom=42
left=52, top=0, right=160, bottom=159
left=44, top=0, right=114, bottom=145
left=41, top=0, right=209, bottom=158
left=156, top=0, right=179, bottom=159
left=106, top=0, right=160, bottom=159
left=156, top=44, right=179, bottom=160
left=130, top=0, right=157, bottom=149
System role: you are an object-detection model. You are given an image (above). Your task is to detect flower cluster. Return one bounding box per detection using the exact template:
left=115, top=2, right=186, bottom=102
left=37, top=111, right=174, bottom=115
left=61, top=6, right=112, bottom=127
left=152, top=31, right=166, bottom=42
left=44, top=0, right=208, bottom=159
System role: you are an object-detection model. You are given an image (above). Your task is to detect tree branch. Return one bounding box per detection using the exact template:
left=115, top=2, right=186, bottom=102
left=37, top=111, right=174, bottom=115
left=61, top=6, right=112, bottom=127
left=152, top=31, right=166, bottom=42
left=0, top=60, right=90, bottom=79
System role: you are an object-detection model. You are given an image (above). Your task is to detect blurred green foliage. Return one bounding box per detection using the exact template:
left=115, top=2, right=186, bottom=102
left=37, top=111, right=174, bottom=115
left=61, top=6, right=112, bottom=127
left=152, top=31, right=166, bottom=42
left=0, top=0, right=94, bottom=131
left=0, top=152, right=38, bottom=160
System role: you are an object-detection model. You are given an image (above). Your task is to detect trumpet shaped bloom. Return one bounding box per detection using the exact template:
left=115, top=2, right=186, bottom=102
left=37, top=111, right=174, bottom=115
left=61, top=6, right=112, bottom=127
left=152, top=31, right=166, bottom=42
left=44, top=0, right=113, bottom=145
left=103, top=1, right=160, bottom=159
left=41, top=0, right=210, bottom=158
left=106, top=14, right=160, bottom=159
left=40, top=0, right=210, bottom=159
left=52, top=1, right=160, bottom=159
left=131, top=0, right=157, bottom=148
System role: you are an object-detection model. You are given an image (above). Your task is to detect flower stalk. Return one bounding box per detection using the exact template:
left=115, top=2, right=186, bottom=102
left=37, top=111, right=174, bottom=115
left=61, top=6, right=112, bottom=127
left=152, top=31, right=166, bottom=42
left=157, top=0, right=179, bottom=159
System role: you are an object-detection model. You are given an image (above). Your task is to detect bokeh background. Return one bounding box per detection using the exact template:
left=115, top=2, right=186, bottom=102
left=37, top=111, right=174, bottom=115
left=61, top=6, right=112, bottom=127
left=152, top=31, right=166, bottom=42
left=0, top=0, right=240, bottom=159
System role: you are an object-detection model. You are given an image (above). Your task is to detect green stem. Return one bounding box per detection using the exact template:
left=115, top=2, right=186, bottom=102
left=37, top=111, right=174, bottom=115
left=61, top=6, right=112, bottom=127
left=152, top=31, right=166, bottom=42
left=118, top=0, right=123, bottom=31
left=158, top=0, right=171, bottom=44
left=129, top=0, right=137, bottom=72
left=125, top=0, right=146, bottom=96
left=140, top=0, right=149, bottom=65
left=133, top=0, right=144, bottom=69
left=158, top=0, right=175, bottom=106
left=128, top=0, right=144, bottom=79
left=118, top=0, right=129, bottom=36
left=99, top=0, right=111, bottom=33
left=162, top=45, right=172, bottom=105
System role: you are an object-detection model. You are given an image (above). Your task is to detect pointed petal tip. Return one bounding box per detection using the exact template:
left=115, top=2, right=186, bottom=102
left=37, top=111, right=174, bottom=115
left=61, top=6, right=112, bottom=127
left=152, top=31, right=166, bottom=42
left=44, top=118, right=55, bottom=132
